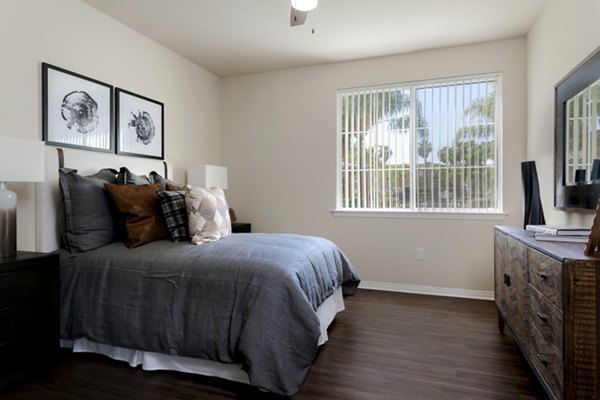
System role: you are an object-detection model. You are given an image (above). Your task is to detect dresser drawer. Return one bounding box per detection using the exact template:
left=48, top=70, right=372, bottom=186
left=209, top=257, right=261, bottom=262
left=528, top=249, right=562, bottom=309
left=0, top=267, right=53, bottom=306
left=529, top=285, right=563, bottom=355
left=530, top=325, right=564, bottom=400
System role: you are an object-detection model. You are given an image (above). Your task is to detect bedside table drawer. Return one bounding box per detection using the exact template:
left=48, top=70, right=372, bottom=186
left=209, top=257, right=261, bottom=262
left=0, top=252, right=59, bottom=390
left=0, top=267, right=53, bottom=306
left=0, top=300, right=55, bottom=344
left=0, top=334, right=54, bottom=376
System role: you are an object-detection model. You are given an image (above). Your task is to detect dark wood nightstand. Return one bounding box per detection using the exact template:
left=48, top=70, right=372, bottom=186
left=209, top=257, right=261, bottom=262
left=0, top=251, right=59, bottom=391
left=231, top=222, right=251, bottom=233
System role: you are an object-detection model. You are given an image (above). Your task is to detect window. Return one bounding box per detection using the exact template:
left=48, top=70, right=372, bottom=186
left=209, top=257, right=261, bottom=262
left=337, top=74, right=501, bottom=213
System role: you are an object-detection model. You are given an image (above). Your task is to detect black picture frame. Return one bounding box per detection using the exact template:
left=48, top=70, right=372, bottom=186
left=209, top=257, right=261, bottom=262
left=42, top=62, right=114, bottom=153
left=115, top=88, right=164, bottom=160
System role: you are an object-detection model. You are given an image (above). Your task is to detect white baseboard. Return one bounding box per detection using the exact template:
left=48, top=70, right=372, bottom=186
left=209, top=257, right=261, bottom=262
left=359, top=280, right=494, bottom=301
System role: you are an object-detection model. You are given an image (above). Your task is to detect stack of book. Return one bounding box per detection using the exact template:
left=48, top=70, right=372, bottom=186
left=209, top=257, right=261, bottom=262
left=525, top=224, right=591, bottom=243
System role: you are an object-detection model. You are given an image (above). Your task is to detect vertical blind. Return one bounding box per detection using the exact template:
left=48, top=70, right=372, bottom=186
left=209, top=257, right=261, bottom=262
left=337, top=74, right=500, bottom=213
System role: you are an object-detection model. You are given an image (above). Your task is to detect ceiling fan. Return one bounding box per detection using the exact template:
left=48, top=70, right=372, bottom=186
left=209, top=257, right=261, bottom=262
left=290, top=0, right=318, bottom=27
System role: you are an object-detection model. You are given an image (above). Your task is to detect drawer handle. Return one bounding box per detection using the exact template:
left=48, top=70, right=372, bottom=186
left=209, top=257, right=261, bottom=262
left=536, top=312, right=548, bottom=322
left=537, top=354, right=549, bottom=367
left=536, top=271, right=548, bottom=279
left=504, top=273, right=511, bottom=287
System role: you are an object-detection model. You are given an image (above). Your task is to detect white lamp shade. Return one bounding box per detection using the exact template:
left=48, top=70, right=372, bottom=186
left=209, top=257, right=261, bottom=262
left=291, top=0, right=318, bottom=12
left=187, top=165, right=228, bottom=189
left=0, top=136, right=45, bottom=182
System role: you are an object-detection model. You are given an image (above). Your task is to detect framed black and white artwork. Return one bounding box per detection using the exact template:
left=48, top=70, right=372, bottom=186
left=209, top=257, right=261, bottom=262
left=42, top=63, right=114, bottom=153
left=116, top=88, right=164, bottom=160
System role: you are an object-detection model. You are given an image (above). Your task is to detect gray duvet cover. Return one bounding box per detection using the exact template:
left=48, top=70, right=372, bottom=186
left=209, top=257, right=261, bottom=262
left=60, top=233, right=360, bottom=396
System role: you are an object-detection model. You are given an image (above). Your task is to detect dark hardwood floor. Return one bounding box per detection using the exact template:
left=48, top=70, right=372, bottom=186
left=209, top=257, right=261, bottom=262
left=2, top=290, right=546, bottom=400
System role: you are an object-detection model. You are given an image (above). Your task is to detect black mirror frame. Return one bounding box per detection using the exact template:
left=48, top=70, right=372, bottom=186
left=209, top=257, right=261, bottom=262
left=555, top=45, right=600, bottom=210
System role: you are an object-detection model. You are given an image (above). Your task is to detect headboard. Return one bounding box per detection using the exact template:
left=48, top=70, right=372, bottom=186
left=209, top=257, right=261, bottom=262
left=35, top=147, right=173, bottom=253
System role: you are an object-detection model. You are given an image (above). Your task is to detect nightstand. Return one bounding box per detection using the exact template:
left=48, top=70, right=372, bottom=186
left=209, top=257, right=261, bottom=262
left=231, top=222, right=251, bottom=233
left=0, top=251, right=59, bottom=391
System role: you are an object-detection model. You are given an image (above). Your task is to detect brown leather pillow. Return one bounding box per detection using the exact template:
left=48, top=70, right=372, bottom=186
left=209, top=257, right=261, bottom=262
left=104, top=183, right=167, bottom=248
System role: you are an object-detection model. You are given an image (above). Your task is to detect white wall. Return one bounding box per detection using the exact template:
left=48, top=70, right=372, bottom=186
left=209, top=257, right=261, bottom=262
left=0, top=0, right=221, bottom=251
left=222, top=39, right=528, bottom=295
left=527, top=0, right=600, bottom=226
left=0, top=0, right=545, bottom=295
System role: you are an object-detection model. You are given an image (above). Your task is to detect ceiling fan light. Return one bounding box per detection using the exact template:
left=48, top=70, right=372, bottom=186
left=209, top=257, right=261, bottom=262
left=291, top=0, right=318, bottom=12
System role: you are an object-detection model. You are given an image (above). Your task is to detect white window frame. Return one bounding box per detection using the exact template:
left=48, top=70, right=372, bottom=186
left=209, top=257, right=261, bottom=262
left=335, top=74, right=503, bottom=217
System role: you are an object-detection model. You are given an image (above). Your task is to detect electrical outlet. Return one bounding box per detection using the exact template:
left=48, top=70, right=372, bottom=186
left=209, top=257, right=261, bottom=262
left=416, top=247, right=425, bottom=260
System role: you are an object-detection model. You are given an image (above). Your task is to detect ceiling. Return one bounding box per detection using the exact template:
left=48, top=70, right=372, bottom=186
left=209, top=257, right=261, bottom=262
left=81, top=0, right=549, bottom=78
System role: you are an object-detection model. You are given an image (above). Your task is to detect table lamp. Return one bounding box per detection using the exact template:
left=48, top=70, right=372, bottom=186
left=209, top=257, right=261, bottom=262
left=0, top=136, right=45, bottom=258
left=187, top=164, right=236, bottom=222
left=187, top=164, right=228, bottom=190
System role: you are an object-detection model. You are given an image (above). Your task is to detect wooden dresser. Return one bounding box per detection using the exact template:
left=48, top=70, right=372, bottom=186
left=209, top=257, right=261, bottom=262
left=0, top=251, right=59, bottom=391
left=494, top=226, right=598, bottom=400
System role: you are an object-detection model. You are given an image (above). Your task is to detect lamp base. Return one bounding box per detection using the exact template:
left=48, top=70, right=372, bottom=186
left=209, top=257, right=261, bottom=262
left=0, top=182, right=17, bottom=258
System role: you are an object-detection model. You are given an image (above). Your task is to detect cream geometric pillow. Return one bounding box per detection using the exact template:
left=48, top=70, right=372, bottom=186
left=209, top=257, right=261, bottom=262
left=185, top=185, right=232, bottom=244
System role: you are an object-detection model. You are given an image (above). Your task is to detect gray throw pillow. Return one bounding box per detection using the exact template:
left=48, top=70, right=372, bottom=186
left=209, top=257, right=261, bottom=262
left=59, top=167, right=117, bottom=252
left=89, top=168, right=119, bottom=183
left=149, top=171, right=183, bottom=191
left=116, top=167, right=150, bottom=185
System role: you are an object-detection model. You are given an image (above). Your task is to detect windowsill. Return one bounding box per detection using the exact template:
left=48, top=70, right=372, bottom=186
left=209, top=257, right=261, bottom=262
left=331, top=209, right=508, bottom=220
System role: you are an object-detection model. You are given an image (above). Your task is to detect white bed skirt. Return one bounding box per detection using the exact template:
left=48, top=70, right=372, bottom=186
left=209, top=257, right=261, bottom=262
left=61, top=287, right=345, bottom=384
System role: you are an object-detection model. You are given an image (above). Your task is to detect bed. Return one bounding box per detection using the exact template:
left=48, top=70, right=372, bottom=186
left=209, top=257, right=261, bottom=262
left=34, top=147, right=360, bottom=397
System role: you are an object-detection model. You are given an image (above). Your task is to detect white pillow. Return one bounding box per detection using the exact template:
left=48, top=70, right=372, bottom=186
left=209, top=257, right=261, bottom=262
left=185, top=185, right=232, bottom=244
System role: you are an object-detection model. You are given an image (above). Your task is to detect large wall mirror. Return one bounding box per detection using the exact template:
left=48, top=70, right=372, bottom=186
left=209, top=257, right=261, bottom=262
left=555, top=45, right=600, bottom=209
